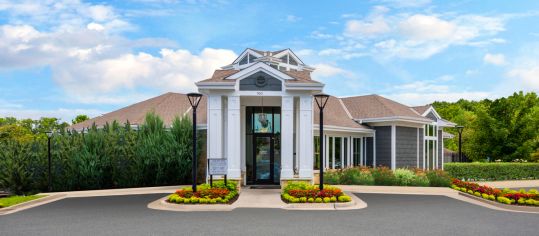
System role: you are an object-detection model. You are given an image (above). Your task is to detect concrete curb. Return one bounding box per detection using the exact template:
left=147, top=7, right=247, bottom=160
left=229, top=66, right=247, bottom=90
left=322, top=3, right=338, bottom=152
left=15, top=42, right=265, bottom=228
left=147, top=196, right=235, bottom=212
left=0, top=194, right=66, bottom=216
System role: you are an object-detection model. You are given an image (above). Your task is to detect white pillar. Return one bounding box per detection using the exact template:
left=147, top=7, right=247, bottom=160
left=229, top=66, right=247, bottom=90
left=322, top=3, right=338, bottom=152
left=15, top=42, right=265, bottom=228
left=298, top=95, right=313, bottom=178
left=208, top=95, right=222, bottom=161
left=226, top=96, right=241, bottom=179
left=360, top=137, right=364, bottom=166
left=391, top=125, right=396, bottom=170
left=280, top=96, right=294, bottom=179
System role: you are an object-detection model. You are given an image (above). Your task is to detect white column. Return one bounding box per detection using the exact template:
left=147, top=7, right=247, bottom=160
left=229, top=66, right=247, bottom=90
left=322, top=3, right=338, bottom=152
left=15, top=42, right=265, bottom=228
left=373, top=133, right=377, bottom=167
left=416, top=128, right=420, bottom=168
left=226, top=96, right=241, bottom=179
left=208, top=95, right=222, bottom=161
left=298, top=95, right=313, bottom=178
left=280, top=96, right=294, bottom=179
left=391, top=125, right=396, bottom=170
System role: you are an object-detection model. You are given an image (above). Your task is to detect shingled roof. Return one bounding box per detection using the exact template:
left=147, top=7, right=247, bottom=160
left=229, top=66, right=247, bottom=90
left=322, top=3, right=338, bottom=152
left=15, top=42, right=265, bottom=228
left=341, top=95, right=427, bottom=121
left=411, top=104, right=431, bottom=115
left=71, top=92, right=207, bottom=130
left=313, top=96, right=371, bottom=130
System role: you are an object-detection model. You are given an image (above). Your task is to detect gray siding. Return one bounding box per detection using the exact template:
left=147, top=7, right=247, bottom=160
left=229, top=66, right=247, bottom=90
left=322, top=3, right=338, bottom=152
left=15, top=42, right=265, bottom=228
left=438, top=130, right=443, bottom=169
left=374, top=126, right=391, bottom=167
left=239, top=71, right=282, bottom=91
left=396, top=126, right=418, bottom=168
left=418, top=128, right=424, bottom=168
left=366, top=137, right=374, bottom=167
left=426, top=111, right=437, bottom=121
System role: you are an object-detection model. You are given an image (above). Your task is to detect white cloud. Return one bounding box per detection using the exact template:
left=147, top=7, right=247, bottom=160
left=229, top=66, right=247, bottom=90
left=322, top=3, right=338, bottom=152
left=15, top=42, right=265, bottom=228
left=376, top=0, right=431, bottom=8
left=54, top=48, right=237, bottom=99
left=507, top=66, right=539, bottom=90
left=483, top=53, right=506, bottom=65
left=285, top=15, right=301, bottom=22
left=312, top=63, right=354, bottom=79
left=344, top=17, right=391, bottom=38
left=385, top=91, right=491, bottom=106
left=398, top=14, right=456, bottom=41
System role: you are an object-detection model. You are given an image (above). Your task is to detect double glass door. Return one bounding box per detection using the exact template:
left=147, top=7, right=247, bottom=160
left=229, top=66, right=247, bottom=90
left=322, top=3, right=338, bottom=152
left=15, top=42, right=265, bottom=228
left=253, top=135, right=280, bottom=184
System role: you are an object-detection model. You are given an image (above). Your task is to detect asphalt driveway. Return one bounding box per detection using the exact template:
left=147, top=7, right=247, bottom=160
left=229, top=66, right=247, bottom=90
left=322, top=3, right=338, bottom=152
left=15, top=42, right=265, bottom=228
left=0, top=193, right=537, bottom=236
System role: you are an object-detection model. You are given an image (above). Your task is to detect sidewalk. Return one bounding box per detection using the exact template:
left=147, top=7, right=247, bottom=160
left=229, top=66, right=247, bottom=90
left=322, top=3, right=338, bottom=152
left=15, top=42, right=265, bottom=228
left=45, top=185, right=186, bottom=198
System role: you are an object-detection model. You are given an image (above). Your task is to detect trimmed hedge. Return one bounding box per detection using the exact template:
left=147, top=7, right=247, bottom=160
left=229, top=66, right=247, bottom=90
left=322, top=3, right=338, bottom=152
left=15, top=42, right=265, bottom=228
left=445, top=163, right=539, bottom=181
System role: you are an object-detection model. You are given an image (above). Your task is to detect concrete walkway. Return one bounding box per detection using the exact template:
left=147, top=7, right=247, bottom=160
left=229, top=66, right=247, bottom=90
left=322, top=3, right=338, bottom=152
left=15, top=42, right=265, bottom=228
left=233, top=188, right=286, bottom=208
left=45, top=185, right=186, bottom=198
left=474, top=180, right=539, bottom=189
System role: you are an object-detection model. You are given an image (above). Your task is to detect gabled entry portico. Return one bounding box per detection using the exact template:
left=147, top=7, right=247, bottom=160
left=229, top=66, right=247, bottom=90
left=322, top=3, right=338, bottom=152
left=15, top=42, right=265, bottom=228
left=197, top=50, right=323, bottom=185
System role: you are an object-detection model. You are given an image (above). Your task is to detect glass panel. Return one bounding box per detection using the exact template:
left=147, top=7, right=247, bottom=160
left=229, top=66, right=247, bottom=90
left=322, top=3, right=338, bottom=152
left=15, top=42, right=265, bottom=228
left=429, top=140, right=435, bottom=170
left=239, top=55, right=248, bottom=65
left=289, top=56, right=298, bottom=65
left=255, top=136, right=271, bottom=180
left=254, top=109, right=273, bottom=133
left=335, top=137, right=342, bottom=169
left=246, top=134, right=253, bottom=182
left=313, top=136, right=320, bottom=170
left=343, top=137, right=348, bottom=167
left=273, top=112, right=281, bottom=135
left=273, top=135, right=280, bottom=183
left=246, top=107, right=253, bottom=134
left=328, top=137, right=333, bottom=168
left=353, top=138, right=361, bottom=166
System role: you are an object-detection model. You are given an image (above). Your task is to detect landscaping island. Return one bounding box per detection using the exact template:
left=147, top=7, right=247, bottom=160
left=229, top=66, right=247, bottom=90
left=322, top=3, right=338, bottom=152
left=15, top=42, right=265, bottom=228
left=281, top=182, right=351, bottom=203
left=452, top=179, right=539, bottom=207
left=0, top=195, right=44, bottom=208
left=167, top=181, right=238, bottom=204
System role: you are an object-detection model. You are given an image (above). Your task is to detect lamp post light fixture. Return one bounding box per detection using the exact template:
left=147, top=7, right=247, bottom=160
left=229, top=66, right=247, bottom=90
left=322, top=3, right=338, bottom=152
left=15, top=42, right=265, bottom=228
left=187, top=92, right=203, bottom=192
left=314, top=93, right=329, bottom=191
left=456, top=125, right=464, bottom=162
left=45, top=130, right=54, bottom=192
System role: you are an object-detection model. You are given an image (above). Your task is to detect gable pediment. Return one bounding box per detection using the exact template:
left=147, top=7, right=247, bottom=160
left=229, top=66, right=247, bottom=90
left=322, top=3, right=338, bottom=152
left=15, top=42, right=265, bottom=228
left=239, top=71, right=282, bottom=91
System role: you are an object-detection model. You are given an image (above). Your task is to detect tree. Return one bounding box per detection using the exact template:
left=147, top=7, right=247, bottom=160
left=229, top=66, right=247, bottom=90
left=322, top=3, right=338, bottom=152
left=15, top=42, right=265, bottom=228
left=72, top=115, right=90, bottom=125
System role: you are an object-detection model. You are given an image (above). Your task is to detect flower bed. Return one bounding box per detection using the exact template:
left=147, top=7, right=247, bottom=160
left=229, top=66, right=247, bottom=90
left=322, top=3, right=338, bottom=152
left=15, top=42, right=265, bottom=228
left=451, top=179, right=539, bottom=206
left=281, top=182, right=352, bottom=203
left=167, top=180, right=238, bottom=204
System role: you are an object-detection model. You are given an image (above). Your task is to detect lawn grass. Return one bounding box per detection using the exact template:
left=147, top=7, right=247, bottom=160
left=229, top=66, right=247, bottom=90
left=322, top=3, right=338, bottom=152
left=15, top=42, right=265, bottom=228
left=0, top=195, right=45, bottom=208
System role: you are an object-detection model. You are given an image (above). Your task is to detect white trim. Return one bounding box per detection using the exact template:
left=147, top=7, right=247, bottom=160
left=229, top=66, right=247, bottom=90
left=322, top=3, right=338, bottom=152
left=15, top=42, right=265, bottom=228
left=422, top=106, right=441, bottom=119
left=313, top=124, right=374, bottom=133
left=416, top=128, right=420, bottom=168
left=391, top=125, right=396, bottom=170
left=356, top=116, right=432, bottom=124
left=227, top=62, right=294, bottom=81
left=360, top=137, right=364, bottom=166
left=373, top=132, right=377, bottom=167
left=441, top=128, right=445, bottom=170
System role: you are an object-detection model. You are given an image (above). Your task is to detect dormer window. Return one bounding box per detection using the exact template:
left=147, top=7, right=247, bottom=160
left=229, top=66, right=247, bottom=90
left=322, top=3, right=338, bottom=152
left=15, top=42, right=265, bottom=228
left=289, top=56, right=298, bottom=66
left=239, top=55, right=248, bottom=65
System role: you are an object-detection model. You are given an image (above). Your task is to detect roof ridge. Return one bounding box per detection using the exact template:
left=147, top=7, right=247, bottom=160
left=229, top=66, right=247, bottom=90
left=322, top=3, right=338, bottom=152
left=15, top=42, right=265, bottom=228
left=337, top=97, right=354, bottom=119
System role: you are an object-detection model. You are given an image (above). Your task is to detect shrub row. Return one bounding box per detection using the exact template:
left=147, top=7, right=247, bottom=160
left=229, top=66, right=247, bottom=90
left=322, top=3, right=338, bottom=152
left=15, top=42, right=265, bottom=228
left=451, top=179, right=539, bottom=206
left=445, top=163, right=539, bottom=181
left=281, top=182, right=351, bottom=203
left=168, top=180, right=238, bottom=204
left=324, top=167, right=452, bottom=187
left=0, top=113, right=199, bottom=195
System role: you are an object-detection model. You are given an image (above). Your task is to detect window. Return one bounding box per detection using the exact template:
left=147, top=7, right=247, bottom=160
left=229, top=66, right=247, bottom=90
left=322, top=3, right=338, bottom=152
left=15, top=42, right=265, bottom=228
left=313, top=136, right=320, bottom=170
left=289, top=56, right=298, bottom=65
left=328, top=137, right=333, bottom=168
left=353, top=138, right=361, bottom=166
left=239, top=55, right=248, bottom=65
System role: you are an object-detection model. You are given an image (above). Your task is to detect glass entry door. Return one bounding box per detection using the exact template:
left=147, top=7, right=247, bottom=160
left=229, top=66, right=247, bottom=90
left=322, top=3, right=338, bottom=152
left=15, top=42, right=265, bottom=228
left=246, top=106, right=281, bottom=185
left=255, top=136, right=273, bottom=183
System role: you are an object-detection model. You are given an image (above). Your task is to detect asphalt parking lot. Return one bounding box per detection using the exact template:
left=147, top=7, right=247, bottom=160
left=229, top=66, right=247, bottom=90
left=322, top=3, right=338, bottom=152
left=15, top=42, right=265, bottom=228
left=0, top=193, right=537, bottom=236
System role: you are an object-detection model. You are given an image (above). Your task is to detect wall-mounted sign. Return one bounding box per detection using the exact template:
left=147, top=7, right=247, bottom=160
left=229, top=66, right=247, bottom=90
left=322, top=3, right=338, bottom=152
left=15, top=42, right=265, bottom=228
left=208, top=159, right=227, bottom=175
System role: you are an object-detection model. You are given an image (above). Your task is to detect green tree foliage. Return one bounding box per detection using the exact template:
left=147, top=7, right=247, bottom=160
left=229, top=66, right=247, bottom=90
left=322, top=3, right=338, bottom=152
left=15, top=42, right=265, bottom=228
left=0, top=113, right=197, bottom=194
left=72, top=114, right=90, bottom=124
left=434, top=91, right=539, bottom=162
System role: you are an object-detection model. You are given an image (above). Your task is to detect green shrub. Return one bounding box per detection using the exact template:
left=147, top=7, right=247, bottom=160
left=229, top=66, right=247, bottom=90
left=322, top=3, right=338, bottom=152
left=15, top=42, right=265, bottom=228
left=330, top=196, right=337, bottom=202
left=488, top=195, right=496, bottom=201
left=517, top=198, right=526, bottom=205
left=426, top=170, right=451, bottom=187
left=323, top=172, right=341, bottom=185
left=445, top=163, right=539, bottom=181
left=497, top=196, right=512, bottom=204
left=481, top=193, right=489, bottom=199
left=300, top=197, right=307, bottom=203
left=525, top=199, right=535, bottom=205
left=323, top=197, right=331, bottom=203
left=338, top=195, right=351, bottom=202
left=474, top=192, right=481, bottom=197
left=372, top=167, right=397, bottom=186
left=308, top=198, right=314, bottom=203
left=339, top=168, right=375, bottom=185
left=315, top=197, right=323, bottom=203
left=394, top=169, right=416, bottom=186
left=467, top=190, right=474, bottom=194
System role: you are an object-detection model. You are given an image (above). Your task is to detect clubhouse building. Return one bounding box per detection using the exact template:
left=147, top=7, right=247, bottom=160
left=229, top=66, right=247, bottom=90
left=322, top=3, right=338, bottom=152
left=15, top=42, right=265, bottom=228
left=73, top=48, right=456, bottom=186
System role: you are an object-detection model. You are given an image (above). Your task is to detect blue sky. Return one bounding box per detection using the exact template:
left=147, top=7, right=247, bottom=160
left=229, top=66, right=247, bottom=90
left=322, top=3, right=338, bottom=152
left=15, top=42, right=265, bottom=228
left=1, top=0, right=539, bottom=123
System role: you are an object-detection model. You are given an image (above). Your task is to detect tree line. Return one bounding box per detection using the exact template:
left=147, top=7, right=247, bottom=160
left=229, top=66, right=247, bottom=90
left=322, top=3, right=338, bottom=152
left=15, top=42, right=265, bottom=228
left=434, top=91, right=539, bottom=162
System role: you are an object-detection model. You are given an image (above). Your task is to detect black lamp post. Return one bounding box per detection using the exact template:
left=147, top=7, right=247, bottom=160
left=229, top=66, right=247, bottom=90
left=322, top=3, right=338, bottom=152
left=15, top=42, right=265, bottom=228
left=45, top=131, right=53, bottom=192
left=187, top=92, right=203, bottom=192
left=314, top=93, right=329, bottom=190
left=456, top=125, right=464, bottom=162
